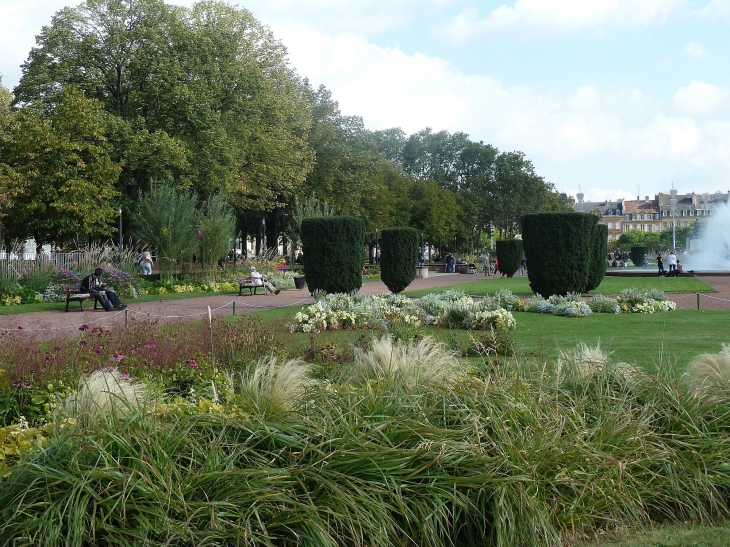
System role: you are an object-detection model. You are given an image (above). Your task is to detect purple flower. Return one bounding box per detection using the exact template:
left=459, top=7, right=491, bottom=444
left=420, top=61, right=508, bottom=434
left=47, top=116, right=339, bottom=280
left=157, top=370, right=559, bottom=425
left=17, top=326, right=23, bottom=330
left=79, top=324, right=89, bottom=331
left=187, top=358, right=198, bottom=368
left=107, top=365, right=116, bottom=372
left=110, top=353, right=126, bottom=362
left=94, top=348, right=101, bottom=354
left=122, top=372, right=130, bottom=379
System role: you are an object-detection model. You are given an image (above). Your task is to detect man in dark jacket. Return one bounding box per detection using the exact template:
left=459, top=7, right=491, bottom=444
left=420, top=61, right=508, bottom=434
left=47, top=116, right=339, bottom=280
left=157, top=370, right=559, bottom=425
left=81, top=268, right=127, bottom=311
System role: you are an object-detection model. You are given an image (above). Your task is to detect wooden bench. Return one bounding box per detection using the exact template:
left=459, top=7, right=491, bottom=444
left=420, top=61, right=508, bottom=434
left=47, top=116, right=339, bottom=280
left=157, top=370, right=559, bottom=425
left=238, top=279, right=267, bottom=296
left=62, top=284, right=100, bottom=312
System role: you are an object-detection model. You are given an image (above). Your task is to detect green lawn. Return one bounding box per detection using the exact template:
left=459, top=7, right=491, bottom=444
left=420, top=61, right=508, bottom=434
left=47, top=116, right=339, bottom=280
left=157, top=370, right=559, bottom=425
left=511, top=310, right=730, bottom=371
left=404, top=276, right=714, bottom=297
left=575, top=523, right=730, bottom=547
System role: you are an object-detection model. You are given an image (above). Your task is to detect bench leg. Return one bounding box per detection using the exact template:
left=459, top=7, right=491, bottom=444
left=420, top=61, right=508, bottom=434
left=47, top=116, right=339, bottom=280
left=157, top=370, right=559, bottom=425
left=65, top=298, right=70, bottom=312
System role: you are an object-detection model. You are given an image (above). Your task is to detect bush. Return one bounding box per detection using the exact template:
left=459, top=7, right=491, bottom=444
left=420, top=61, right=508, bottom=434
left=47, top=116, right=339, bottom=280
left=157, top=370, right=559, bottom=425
left=380, top=227, right=419, bottom=293
left=301, top=216, right=365, bottom=295
left=522, top=212, right=597, bottom=296
left=585, top=222, right=607, bottom=292
left=495, top=239, right=523, bottom=278
left=630, top=245, right=649, bottom=268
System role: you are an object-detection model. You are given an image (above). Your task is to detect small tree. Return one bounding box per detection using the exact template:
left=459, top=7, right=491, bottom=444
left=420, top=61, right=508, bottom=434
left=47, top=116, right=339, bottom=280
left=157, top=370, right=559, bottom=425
left=496, top=240, right=523, bottom=278
left=380, top=227, right=419, bottom=294
left=629, top=245, right=649, bottom=268
left=301, top=216, right=364, bottom=295
left=133, top=182, right=198, bottom=276
left=522, top=212, right=596, bottom=296
left=197, top=193, right=236, bottom=271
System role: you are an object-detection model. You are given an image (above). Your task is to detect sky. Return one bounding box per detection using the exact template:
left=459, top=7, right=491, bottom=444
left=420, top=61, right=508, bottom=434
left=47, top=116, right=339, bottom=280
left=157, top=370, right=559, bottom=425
left=2, top=0, right=730, bottom=203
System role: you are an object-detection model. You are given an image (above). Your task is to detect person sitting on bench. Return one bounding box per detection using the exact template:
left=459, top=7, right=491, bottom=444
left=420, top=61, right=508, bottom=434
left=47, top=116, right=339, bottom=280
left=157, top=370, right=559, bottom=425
left=81, top=267, right=128, bottom=311
left=250, top=267, right=280, bottom=295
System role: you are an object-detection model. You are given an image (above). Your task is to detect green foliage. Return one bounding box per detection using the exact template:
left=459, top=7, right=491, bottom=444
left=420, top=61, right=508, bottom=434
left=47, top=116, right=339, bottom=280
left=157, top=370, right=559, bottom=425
left=496, top=239, right=523, bottom=277
left=0, top=86, right=121, bottom=245
left=197, top=193, right=236, bottom=268
left=618, top=229, right=660, bottom=251
left=133, top=182, right=199, bottom=272
left=301, top=216, right=365, bottom=294
left=380, top=227, right=419, bottom=293
left=585, top=223, right=608, bottom=291
left=630, top=245, right=650, bottom=268
left=522, top=212, right=597, bottom=296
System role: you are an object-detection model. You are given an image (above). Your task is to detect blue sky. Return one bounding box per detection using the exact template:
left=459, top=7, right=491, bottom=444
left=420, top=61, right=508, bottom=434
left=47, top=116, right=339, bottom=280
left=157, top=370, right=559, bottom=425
left=2, top=0, right=730, bottom=202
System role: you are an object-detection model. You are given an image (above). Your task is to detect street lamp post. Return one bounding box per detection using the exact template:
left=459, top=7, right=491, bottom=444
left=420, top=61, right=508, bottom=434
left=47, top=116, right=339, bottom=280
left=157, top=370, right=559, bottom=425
left=118, top=207, right=123, bottom=258
left=670, top=189, right=677, bottom=250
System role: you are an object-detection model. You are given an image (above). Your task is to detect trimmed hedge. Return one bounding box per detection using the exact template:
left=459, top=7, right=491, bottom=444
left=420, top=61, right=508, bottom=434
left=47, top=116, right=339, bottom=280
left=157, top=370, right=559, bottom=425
left=630, top=246, right=649, bottom=269
left=522, top=212, right=597, bottom=296
left=585, top=222, right=607, bottom=292
left=380, top=227, right=419, bottom=294
left=496, top=240, right=523, bottom=278
left=301, top=216, right=365, bottom=295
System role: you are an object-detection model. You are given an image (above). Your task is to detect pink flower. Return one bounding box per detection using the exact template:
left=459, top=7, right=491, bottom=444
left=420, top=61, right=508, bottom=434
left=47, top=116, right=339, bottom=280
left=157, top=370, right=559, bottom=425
left=122, top=372, right=130, bottom=379
left=17, top=326, right=23, bottom=330
left=79, top=324, right=89, bottom=331
left=187, top=358, right=198, bottom=368
left=110, top=353, right=126, bottom=362
left=94, top=348, right=101, bottom=354
left=107, top=365, right=116, bottom=371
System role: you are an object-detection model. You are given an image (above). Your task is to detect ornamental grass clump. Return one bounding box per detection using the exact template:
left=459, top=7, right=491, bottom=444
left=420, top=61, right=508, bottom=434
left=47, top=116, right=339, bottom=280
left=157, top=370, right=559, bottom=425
left=63, top=368, right=147, bottom=424
left=223, top=355, right=314, bottom=415
left=556, top=342, right=639, bottom=386
left=347, top=335, right=462, bottom=388
left=681, top=344, right=730, bottom=396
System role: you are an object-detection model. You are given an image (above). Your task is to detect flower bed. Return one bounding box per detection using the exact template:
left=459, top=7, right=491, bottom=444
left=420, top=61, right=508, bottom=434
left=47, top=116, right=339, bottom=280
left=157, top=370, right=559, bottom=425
left=292, top=291, right=516, bottom=333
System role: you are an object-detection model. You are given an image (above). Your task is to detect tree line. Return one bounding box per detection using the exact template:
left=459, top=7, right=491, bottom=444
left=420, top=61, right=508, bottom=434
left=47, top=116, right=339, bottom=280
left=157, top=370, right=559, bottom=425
left=0, top=0, right=572, bottom=255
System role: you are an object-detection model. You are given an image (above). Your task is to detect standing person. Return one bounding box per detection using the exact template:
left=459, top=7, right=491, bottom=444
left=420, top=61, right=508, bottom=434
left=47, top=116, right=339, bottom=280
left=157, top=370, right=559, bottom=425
left=657, top=253, right=665, bottom=276
left=140, top=251, right=153, bottom=276
left=642, top=254, right=649, bottom=269
left=519, top=256, right=527, bottom=276
left=493, top=257, right=499, bottom=277
left=81, top=268, right=127, bottom=311
left=667, top=251, right=677, bottom=277
left=249, top=267, right=280, bottom=295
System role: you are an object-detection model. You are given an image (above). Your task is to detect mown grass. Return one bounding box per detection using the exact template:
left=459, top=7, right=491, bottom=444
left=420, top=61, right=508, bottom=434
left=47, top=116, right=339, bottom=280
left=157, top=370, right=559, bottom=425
left=404, top=276, right=714, bottom=297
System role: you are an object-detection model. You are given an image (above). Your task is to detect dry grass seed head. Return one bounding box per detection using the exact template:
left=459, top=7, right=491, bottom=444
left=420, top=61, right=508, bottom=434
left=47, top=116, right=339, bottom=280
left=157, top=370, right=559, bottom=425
left=225, top=355, right=313, bottom=412
left=349, top=335, right=462, bottom=387
left=682, top=344, right=730, bottom=395
left=64, top=369, right=147, bottom=421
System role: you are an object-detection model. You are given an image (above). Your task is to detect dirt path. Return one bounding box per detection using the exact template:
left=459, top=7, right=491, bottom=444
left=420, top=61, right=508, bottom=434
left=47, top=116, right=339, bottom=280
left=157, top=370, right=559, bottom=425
left=1, top=273, right=728, bottom=341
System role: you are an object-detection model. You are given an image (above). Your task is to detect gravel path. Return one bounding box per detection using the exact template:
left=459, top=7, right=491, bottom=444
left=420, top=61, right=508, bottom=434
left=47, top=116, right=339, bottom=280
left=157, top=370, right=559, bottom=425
left=1, top=272, right=728, bottom=341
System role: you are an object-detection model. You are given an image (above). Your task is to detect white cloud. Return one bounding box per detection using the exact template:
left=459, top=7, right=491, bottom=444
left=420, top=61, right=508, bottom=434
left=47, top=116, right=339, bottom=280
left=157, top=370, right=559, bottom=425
left=699, top=0, right=730, bottom=17
left=684, top=42, right=707, bottom=57
left=444, top=0, right=687, bottom=38
left=244, top=0, right=426, bottom=35
left=673, top=81, right=728, bottom=115
left=278, top=23, right=730, bottom=184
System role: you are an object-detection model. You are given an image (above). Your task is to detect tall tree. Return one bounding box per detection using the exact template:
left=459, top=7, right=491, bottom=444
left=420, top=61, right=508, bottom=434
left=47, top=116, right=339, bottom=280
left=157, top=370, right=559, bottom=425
left=0, top=86, right=121, bottom=246
left=14, top=0, right=314, bottom=219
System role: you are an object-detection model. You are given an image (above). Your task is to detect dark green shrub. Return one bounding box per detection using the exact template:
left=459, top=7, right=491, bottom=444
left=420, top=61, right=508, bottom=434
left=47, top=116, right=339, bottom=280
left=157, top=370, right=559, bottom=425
left=522, top=212, right=597, bottom=296
left=301, top=216, right=365, bottom=294
left=630, top=246, right=649, bottom=268
left=380, top=227, right=419, bottom=294
left=585, top=222, right=607, bottom=292
left=496, top=240, right=523, bottom=278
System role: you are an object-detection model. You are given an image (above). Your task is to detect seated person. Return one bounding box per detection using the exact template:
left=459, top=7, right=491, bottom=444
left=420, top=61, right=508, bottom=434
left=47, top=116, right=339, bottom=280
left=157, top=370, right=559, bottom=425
left=249, top=267, right=280, bottom=295
left=81, top=267, right=127, bottom=311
